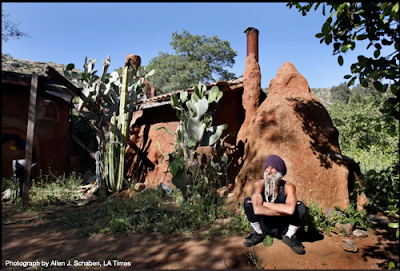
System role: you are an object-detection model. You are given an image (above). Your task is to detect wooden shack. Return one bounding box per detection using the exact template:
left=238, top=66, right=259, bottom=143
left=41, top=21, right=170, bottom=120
left=2, top=70, right=74, bottom=178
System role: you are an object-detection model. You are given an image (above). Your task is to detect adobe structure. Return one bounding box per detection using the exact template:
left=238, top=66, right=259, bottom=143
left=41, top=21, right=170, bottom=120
left=125, top=27, right=367, bottom=212
left=1, top=70, right=73, bottom=178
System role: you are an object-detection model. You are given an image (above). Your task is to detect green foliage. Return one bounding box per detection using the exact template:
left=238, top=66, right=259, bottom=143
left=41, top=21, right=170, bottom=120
left=24, top=172, right=84, bottom=208
left=146, top=29, right=238, bottom=94
left=330, top=82, right=351, bottom=104
left=363, top=162, right=399, bottom=210
left=385, top=204, right=400, bottom=269
left=303, top=201, right=370, bottom=235
left=302, top=201, right=335, bottom=234
left=287, top=2, right=399, bottom=123
left=385, top=204, right=399, bottom=239
left=225, top=208, right=253, bottom=234
left=327, top=81, right=399, bottom=214
left=245, top=247, right=263, bottom=269
left=4, top=172, right=242, bottom=238
left=327, top=82, right=399, bottom=173
left=292, top=3, right=399, bottom=218
left=2, top=177, right=14, bottom=192
left=157, top=82, right=228, bottom=197
left=96, top=182, right=234, bottom=237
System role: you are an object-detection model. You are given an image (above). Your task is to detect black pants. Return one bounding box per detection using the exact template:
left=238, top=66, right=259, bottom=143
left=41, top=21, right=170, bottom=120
left=243, top=197, right=307, bottom=238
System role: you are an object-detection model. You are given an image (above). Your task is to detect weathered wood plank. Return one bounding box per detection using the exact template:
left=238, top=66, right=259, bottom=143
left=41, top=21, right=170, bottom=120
left=22, top=72, right=38, bottom=206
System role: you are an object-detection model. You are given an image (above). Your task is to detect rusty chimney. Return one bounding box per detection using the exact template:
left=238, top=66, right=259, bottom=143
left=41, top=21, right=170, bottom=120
left=244, top=26, right=259, bottom=62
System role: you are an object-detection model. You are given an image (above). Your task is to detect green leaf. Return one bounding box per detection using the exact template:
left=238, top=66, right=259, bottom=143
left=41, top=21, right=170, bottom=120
left=154, top=126, right=175, bottom=135
left=138, top=66, right=145, bottom=77
left=172, top=172, right=188, bottom=194
left=373, top=81, right=385, bottom=92
left=146, top=69, right=155, bottom=77
left=338, top=55, right=344, bottom=66
left=66, top=63, right=75, bottom=71
left=263, top=235, right=273, bottom=247
left=186, top=117, right=206, bottom=143
left=333, top=42, right=341, bottom=51
left=180, top=91, right=188, bottom=103
left=169, top=154, right=184, bottom=176
left=188, top=135, right=198, bottom=148
left=63, top=70, right=72, bottom=79
left=171, top=93, right=181, bottom=109
left=356, top=34, right=368, bottom=41
left=194, top=97, right=209, bottom=118
left=186, top=100, right=196, bottom=117
left=388, top=222, right=399, bottom=229
left=390, top=3, right=399, bottom=19
left=341, top=44, right=350, bottom=53
left=71, top=71, right=80, bottom=78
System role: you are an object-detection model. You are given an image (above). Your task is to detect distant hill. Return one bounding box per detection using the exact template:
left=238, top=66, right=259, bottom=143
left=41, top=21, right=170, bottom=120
left=311, top=87, right=333, bottom=106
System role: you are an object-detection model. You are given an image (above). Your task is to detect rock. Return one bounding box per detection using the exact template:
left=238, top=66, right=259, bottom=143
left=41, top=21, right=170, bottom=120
left=325, top=208, right=343, bottom=219
left=342, top=238, right=358, bottom=252
left=336, top=222, right=353, bottom=236
left=232, top=62, right=363, bottom=212
left=353, top=229, right=368, bottom=238
left=367, top=214, right=390, bottom=225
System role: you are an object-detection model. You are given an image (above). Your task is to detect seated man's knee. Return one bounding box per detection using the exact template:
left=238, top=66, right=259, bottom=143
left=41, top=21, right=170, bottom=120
left=243, top=197, right=252, bottom=211
left=297, top=201, right=307, bottom=220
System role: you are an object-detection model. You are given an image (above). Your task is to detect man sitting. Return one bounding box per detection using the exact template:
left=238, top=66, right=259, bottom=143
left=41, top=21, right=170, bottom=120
left=243, top=154, right=306, bottom=254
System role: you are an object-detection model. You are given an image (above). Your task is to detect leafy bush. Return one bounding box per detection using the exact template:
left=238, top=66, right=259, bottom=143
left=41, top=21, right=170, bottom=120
left=96, top=183, right=235, bottom=237
left=29, top=172, right=85, bottom=207
left=302, top=201, right=370, bottom=235
left=327, top=82, right=399, bottom=213
left=362, top=162, right=399, bottom=211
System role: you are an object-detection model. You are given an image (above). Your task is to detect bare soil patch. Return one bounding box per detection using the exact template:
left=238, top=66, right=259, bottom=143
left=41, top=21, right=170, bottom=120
left=2, top=202, right=398, bottom=269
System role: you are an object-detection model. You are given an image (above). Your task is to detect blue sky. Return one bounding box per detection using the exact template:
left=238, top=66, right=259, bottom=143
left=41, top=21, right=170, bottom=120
left=1, top=2, right=392, bottom=89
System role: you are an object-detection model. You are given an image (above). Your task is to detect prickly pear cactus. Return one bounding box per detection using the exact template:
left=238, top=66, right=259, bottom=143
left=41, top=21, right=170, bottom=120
left=157, top=82, right=227, bottom=196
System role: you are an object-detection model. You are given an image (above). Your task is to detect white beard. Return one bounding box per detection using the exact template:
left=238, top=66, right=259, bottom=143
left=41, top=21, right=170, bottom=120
left=263, top=171, right=284, bottom=203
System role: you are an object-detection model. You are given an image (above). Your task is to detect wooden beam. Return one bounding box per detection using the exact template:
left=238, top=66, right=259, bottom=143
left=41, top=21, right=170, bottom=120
left=22, top=72, right=38, bottom=206
left=45, top=66, right=86, bottom=101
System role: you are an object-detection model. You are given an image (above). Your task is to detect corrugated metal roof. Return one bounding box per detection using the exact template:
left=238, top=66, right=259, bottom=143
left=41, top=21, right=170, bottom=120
left=1, top=70, right=74, bottom=103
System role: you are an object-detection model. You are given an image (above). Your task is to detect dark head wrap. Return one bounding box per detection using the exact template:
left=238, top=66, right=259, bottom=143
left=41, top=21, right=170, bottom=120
left=263, top=155, right=287, bottom=176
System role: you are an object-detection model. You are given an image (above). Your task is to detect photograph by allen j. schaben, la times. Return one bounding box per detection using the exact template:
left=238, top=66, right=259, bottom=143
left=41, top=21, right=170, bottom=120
left=4, top=259, right=132, bottom=268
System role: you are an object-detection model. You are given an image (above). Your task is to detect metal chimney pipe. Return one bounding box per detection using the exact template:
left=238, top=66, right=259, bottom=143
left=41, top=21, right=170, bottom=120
left=244, top=27, right=259, bottom=62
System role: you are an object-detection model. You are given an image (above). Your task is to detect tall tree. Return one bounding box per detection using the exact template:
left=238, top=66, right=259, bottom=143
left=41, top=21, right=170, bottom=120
left=146, top=29, right=237, bottom=94
left=331, top=82, right=351, bottom=104
left=2, top=13, right=31, bottom=42
left=287, top=2, right=399, bottom=124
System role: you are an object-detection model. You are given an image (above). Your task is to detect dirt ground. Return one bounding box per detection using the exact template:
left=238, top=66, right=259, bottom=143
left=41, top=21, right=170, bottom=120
left=2, top=201, right=398, bottom=270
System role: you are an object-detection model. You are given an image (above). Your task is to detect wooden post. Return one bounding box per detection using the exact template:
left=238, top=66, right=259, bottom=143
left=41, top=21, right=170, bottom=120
left=22, top=72, right=38, bottom=206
